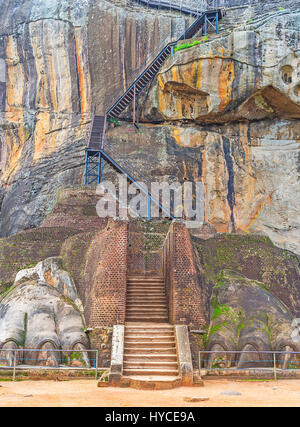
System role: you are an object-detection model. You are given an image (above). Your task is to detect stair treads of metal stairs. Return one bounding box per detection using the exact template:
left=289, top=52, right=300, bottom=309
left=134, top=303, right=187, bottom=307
left=126, top=276, right=169, bottom=323
left=123, top=324, right=179, bottom=378
left=106, top=45, right=172, bottom=119
left=88, top=115, right=106, bottom=150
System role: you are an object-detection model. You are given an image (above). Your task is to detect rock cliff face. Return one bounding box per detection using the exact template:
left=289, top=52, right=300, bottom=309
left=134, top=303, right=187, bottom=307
left=0, top=0, right=190, bottom=236
left=107, top=3, right=300, bottom=254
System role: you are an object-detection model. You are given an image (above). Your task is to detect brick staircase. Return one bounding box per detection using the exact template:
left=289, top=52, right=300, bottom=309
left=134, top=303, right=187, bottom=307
left=126, top=276, right=168, bottom=323
left=123, top=275, right=180, bottom=385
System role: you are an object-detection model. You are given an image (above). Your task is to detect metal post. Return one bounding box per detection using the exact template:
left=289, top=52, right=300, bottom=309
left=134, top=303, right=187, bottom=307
left=95, top=350, right=98, bottom=380
left=84, top=151, right=88, bottom=185
left=199, top=351, right=201, bottom=377
left=273, top=352, right=277, bottom=381
left=216, top=11, right=219, bottom=35
left=133, top=85, right=136, bottom=124
left=204, top=15, right=207, bottom=36
left=147, top=194, right=151, bottom=220
left=100, top=156, right=104, bottom=183
left=13, top=350, right=16, bottom=382
left=97, top=151, right=102, bottom=184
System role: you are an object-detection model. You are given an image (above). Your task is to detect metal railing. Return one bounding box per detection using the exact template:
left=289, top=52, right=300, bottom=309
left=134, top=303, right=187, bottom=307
left=0, top=348, right=99, bottom=381
left=131, top=0, right=221, bottom=15
left=198, top=350, right=300, bottom=380
left=103, top=6, right=222, bottom=113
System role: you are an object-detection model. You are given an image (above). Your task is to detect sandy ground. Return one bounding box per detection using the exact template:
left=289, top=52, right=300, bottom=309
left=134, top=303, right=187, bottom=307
left=0, top=378, right=300, bottom=407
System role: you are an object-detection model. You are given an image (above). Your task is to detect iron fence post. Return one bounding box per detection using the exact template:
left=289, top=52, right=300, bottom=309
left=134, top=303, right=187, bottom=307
left=95, top=350, right=99, bottom=380
left=147, top=194, right=151, bottom=220
left=273, top=352, right=277, bottom=381
left=13, top=350, right=16, bottom=381
left=199, top=351, right=201, bottom=377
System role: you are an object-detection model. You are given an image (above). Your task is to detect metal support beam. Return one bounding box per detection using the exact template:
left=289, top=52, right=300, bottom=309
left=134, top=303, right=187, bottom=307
left=133, top=85, right=136, bottom=124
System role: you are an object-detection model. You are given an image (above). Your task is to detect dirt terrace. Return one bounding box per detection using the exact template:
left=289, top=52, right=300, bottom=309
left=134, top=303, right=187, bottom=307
left=0, top=378, right=300, bottom=407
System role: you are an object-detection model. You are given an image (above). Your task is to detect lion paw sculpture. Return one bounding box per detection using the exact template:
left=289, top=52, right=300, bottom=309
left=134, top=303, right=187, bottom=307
left=0, top=257, right=90, bottom=368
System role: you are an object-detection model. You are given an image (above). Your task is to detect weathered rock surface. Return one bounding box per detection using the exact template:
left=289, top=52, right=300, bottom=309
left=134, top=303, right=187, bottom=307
left=204, top=270, right=300, bottom=368
left=14, top=256, right=84, bottom=312
left=0, top=0, right=189, bottom=236
left=0, top=258, right=89, bottom=366
left=136, top=5, right=300, bottom=253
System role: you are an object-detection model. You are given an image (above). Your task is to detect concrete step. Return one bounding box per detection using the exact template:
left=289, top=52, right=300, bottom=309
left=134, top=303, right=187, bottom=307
left=123, top=368, right=178, bottom=376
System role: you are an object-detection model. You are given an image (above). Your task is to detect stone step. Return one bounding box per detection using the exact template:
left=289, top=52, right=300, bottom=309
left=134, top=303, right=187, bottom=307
left=125, top=335, right=174, bottom=342
left=127, top=297, right=166, bottom=300
left=123, top=368, right=178, bottom=376
left=124, top=347, right=176, bottom=354
left=128, top=280, right=164, bottom=283
left=124, top=341, right=175, bottom=348
left=122, top=376, right=181, bottom=390
left=127, top=276, right=164, bottom=282
left=127, top=291, right=166, bottom=296
left=127, top=286, right=165, bottom=290
left=124, top=354, right=177, bottom=362
left=127, top=277, right=165, bottom=283
left=126, top=305, right=167, bottom=310
left=124, top=361, right=178, bottom=369
left=127, top=283, right=165, bottom=289
left=126, top=308, right=168, bottom=313
left=125, top=326, right=173, bottom=333
left=126, top=295, right=166, bottom=304
left=126, top=301, right=167, bottom=306
left=127, top=290, right=166, bottom=294
left=126, top=316, right=169, bottom=323
left=126, top=302, right=166, bottom=307
left=125, top=330, right=174, bottom=336
left=127, top=294, right=166, bottom=298
left=127, top=290, right=165, bottom=294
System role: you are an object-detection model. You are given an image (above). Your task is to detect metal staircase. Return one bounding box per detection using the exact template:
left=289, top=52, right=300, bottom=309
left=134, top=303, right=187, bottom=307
left=85, top=4, right=224, bottom=219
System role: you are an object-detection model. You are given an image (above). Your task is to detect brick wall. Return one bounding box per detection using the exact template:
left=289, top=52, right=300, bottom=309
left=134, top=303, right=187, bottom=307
left=88, top=327, right=113, bottom=368
left=163, top=221, right=205, bottom=329
left=127, top=220, right=169, bottom=276
left=84, top=219, right=128, bottom=327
